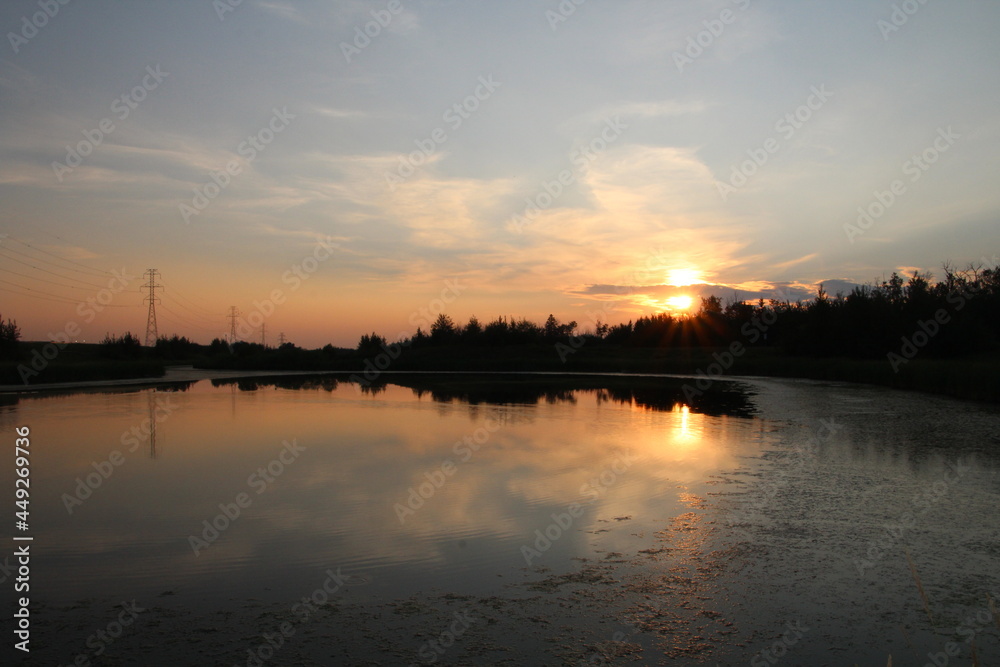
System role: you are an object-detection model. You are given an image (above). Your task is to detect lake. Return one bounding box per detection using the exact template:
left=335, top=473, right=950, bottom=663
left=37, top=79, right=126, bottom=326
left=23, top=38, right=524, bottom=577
left=3, top=373, right=999, bottom=665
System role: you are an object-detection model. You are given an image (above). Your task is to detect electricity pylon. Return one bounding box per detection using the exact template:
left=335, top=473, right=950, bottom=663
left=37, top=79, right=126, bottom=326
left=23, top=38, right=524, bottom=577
left=142, top=269, right=162, bottom=346
left=227, top=306, right=241, bottom=343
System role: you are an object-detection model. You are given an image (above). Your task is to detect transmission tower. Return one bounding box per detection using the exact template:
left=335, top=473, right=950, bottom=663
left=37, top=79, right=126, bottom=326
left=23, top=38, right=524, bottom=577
left=278, top=332, right=287, bottom=346
left=142, top=269, right=162, bottom=346
left=260, top=322, right=266, bottom=347
left=227, top=306, right=241, bottom=343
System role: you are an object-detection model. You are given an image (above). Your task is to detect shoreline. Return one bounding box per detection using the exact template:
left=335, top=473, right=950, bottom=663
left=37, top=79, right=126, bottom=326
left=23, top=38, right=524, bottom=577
left=4, top=343, right=998, bottom=401
left=0, top=365, right=761, bottom=394
left=0, top=365, right=353, bottom=394
left=0, top=363, right=952, bottom=402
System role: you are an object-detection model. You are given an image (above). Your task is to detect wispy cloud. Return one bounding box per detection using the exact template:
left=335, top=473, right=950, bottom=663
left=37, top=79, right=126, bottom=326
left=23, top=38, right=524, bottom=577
left=254, top=1, right=310, bottom=24
left=306, top=105, right=368, bottom=119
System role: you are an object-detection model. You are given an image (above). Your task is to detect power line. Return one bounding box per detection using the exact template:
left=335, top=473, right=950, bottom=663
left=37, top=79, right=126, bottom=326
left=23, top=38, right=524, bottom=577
left=160, top=292, right=221, bottom=327
left=0, top=284, right=82, bottom=304
left=1, top=236, right=112, bottom=277
left=0, top=238, right=224, bottom=330
left=0, top=266, right=107, bottom=292
left=157, top=303, right=221, bottom=332
left=167, top=289, right=220, bottom=318
left=0, top=247, right=109, bottom=288
left=0, top=279, right=135, bottom=306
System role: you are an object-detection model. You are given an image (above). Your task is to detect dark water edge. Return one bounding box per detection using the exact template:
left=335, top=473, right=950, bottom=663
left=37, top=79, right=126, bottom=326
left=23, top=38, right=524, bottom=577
left=197, top=346, right=1000, bottom=403
left=3, top=344, right=998, bottom=403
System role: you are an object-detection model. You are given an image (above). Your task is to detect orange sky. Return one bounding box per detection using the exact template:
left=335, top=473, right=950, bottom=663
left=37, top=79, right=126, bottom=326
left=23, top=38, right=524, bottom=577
left=2, top=3, right=998, bottom=348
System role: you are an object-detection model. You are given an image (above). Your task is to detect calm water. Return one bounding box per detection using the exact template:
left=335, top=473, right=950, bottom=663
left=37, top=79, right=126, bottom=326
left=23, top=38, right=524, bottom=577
left=2, top=373, right=999, bottom=665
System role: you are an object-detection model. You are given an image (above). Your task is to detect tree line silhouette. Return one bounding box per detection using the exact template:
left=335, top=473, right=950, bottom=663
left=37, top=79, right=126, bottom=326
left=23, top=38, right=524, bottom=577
left=2, top=263, right=997, bottom=368
left=361, top=264, right=999, bottom=360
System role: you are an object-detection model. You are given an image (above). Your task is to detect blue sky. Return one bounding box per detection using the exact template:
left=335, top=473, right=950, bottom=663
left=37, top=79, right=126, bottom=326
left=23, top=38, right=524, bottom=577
left=1, top=0, right=998, bottom=346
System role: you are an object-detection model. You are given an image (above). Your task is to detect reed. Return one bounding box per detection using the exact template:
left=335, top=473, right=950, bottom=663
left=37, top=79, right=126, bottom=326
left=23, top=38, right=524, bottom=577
left=904, top=550, right=934, bottom=627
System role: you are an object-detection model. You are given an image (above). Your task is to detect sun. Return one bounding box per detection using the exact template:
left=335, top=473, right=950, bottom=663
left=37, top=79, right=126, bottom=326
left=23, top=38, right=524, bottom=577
left=667, top=269, right=703, bottom=287
left=666, top=295, right=694, bottom=311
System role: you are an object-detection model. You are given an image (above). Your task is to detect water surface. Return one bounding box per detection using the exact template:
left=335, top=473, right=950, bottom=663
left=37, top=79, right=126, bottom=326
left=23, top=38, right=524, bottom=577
left=2, top=373, right=998, bottom=665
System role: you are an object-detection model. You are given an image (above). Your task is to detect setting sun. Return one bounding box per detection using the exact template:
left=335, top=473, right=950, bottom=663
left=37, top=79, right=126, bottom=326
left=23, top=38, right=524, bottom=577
left=666, top=295, right=695, bottom=311
left=667, top=269, right=704, bottom=287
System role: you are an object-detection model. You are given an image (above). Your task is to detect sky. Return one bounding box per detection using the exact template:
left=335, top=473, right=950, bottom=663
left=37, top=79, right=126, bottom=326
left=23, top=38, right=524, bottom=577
left=1, top=0, right=998, bottom=348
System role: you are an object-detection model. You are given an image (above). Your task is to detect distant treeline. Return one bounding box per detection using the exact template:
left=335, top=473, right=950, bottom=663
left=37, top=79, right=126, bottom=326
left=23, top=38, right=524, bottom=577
left=361, top=265, right=1000, bottom=360
left=2, top=263, right=998, bottom=382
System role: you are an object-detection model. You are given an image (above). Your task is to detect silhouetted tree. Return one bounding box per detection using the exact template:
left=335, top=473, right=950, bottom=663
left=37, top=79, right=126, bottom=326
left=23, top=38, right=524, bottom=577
left=154, top=334, right=198, bottom=358
left=430, top=314, right=457, bottom=344
left=411, top=327, right=428, bottom=347
left=461, top=316, right=483, bottom=344
left=0, top=313, right=20, bottom=360
left=699, top=295, right=723, bottom=315
left=543, top=314, right=577, bottom=341
left=375, top=257, right=1000, bottom=361
left=357, top=332, right=387, bottom=355
left=482, top=316, right=510, bottom=345
left=99, top=332, right=143, bottom=359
